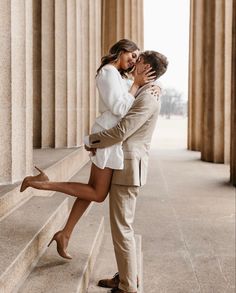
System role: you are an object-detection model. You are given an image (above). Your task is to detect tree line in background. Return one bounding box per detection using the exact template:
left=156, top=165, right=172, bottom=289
left=160, top=87, right=188, bottom=118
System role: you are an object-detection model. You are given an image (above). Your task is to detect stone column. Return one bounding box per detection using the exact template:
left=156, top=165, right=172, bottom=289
left=32, top=0, right=42, bottom=148
left=224, top=0, right=233, bottom=164
left=25, top=0, right=34, bottom=173
left=0, top=0, right=33, bottom=184
left=188, top=0, right=231, bottom=164
left=230, top=0, right=236, bottom=185
left=188, top=0, right=204, bottom=151
left=67, top=0, right=77, bottom=147
left=102, top=0, right=144, bottom=55
left=0, top=0, right=12, bottom=184
left=201, top=0, right=225, bottom=163
left=81, top=0, right=90, bottom=137
left=41, top=0, right=55, bottom=148
left=137, top=0, right=144, bottom=49
left=95, top=0, right=102, bottom=119
left=55, top=0, right=67, bottom=148
left=76, top=0, right=83, bottom=146
left=123, top=0, right=131, bottom=38
left=88, top=0, right=97, bottom=132
left=11, top=0, right=27, bottom=178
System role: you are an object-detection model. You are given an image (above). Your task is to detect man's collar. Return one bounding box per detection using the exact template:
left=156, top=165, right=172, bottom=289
left=135, top=82, right=155, bottom=97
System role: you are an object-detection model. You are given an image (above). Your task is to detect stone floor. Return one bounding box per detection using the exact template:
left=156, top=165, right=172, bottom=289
left=17, top=116, right=234, bottom=293
left=80, top=116, right=235, bottom=292
left=134, top=116, right=235, bottom=292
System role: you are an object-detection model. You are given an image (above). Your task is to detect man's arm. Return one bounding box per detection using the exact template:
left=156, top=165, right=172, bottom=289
left=88, top=94, right=160, bottom=149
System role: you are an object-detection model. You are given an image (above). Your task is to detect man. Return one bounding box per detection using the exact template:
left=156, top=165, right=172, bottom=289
left=87, top=50, right=168, bottom=293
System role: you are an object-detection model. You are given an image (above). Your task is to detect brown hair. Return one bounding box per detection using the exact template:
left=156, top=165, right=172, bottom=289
left=140, top=50, right=168, bottom=79
left=96, top=39, right=139, bottom=78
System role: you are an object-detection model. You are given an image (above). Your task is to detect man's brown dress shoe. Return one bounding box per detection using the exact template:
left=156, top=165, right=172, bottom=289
left=98, top=272, right=120, bottom=288
left=98, top=272, right=139, bottom=289
left=110, top=288, right=137, bottom=293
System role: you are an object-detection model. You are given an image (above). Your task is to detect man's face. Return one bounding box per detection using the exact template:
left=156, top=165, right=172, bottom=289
left=135, top=57, right=150, bottom=74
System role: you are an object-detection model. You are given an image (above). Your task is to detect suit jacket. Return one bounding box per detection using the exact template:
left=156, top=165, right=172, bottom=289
left=89, top=83, right=161, bottom=186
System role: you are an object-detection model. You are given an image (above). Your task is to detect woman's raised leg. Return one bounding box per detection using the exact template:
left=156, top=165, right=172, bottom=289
left=21, top=163, right=113, bottom=202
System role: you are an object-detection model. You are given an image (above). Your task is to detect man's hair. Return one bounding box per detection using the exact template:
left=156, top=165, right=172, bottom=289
left=140, top=50, right=168, bottom=79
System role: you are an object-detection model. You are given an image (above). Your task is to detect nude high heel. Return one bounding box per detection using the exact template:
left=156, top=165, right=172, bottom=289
left=20, top=166, right=49, bottom=192
left=48, top=231, right=72, bottom=260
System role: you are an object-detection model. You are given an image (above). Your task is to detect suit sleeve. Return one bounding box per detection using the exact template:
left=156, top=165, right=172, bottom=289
left=89, top=95, right=159, bottom=148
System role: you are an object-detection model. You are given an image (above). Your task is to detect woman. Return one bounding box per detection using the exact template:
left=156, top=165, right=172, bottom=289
left=20, top=39, right=155, bottom=259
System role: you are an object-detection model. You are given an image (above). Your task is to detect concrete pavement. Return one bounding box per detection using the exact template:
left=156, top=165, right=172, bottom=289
left=89, top=116, right=235, bottom=292
left=135, top=117, right=235, bottom=292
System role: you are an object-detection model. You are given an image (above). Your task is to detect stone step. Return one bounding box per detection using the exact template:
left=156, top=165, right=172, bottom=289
left=0, top=147, right=89, bottom=221
left=18, top=202, right=105, bottom=293
left=87, top=233, right=143, bottom=293
left=0, top=194, right=69, bottom=293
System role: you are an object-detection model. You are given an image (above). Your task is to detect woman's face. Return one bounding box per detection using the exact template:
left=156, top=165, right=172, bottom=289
left=118, top=50, right=139, bottom=70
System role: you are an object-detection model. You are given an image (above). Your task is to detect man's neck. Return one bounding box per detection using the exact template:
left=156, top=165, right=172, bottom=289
left=135, top=82, right=155, bottom=97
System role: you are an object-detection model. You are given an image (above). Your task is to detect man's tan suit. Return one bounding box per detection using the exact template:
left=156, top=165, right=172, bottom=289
left=89, top=84, right=161, bottom=292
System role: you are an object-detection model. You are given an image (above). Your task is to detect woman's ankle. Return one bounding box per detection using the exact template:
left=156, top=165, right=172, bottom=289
left=61, top=229, right=71, bottom=239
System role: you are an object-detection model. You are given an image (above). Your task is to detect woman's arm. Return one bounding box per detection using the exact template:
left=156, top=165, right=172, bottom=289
left=96, top=67, right=135, bottom=117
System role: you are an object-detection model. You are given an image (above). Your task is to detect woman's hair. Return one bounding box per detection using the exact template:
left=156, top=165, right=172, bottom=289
left=97, top=39, right=139, bottom=78
left=140, top=50, right=168, bottom=80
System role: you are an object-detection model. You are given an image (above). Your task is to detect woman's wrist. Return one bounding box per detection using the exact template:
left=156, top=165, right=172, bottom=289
left=129, top=82, right=140, bottom=97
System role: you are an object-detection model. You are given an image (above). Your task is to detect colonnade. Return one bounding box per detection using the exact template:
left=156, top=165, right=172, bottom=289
left=0, top=0, right=235, bottom=186
left=188, top=0, right=236, bottom=185
left=0, top=0, right=144, bottom=184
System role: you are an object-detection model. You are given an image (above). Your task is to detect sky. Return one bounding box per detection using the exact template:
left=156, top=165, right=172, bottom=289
left=144, top=0, right=190, bottom=100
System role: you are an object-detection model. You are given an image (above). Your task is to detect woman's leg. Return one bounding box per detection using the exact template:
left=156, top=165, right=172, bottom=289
left=47, top=164, right=113, bottom=259
left=61, top=163, right=98, bottom=238
left=25, top=163, right=113, bottom=202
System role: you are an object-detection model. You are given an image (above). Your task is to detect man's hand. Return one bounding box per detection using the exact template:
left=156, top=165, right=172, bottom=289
left=84, top=145, right=97, bottom=156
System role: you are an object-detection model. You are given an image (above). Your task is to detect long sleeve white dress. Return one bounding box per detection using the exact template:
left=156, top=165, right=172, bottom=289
left=90, top=64, right=135, bottom=170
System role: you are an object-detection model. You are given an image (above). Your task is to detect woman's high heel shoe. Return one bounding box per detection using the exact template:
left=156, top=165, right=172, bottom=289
left=20, top=166, right=49, bottom=192
left=48, top=231, right=72, bottom=260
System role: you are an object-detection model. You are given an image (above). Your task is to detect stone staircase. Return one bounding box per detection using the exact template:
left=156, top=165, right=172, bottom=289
left=0, top=147, right=143, bottom=293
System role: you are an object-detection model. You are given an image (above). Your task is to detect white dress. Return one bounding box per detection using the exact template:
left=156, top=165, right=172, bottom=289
left=90, top=64, right=134, bottom=170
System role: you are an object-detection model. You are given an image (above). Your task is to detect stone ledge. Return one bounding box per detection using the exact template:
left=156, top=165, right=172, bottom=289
left=18, top=203, right=105, bottom=293
left=0, top=194, right=69, bottom=293
left=0, top=147, right=89, bottom=220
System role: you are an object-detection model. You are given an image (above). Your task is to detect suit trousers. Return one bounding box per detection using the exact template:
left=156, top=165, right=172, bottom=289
left=109, top=184, right=140, bottom=292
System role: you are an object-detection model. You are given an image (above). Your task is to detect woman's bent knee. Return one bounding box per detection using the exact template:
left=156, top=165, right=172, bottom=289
left=94, top=194, right=107, bottom=203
